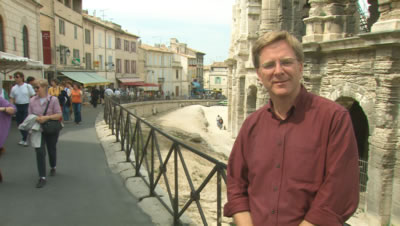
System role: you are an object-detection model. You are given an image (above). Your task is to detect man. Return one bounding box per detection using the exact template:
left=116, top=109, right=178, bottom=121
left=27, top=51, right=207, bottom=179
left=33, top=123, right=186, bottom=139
left=224, top=31, right=359, bottom=226
left=10, top=71, right=35, bottom=146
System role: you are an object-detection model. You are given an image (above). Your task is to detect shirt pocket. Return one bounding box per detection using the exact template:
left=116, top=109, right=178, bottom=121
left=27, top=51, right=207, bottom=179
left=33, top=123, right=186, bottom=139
left=284, top=143, right=324, bottom=184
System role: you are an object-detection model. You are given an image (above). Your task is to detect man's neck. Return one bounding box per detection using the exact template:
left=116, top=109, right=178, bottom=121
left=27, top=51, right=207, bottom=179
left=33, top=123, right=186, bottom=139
left=17, top=81, right=24, bottom=86
left=270, top=87, right=301, bottom=120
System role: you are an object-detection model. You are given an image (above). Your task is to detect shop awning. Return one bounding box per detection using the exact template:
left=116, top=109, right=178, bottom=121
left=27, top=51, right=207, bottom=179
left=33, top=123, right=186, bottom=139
left=0, top=51, right=48, bottom=76
left=60, top=71, right=111, bottom=87
left=118, top=77, right=159, bottom=87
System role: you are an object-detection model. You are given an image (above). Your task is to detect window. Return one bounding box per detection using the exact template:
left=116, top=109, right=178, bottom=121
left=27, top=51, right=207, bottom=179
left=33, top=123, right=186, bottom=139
left=13, top=37, right=16, bottom=51
left=108, top=35, right=112, bottom=48
left=85, top=29, right=90, bottom=44
left=0, top=16, right=4, bottom=51
left=74, top=26, right=77, bottom=39
left=99, top=55, right=103, bottom=70
left=125, top=59, right=130, bottom=73
left=98, top=32, right=102, bottom=47
left=59, top=19, right=65, bottom=35
left=124, top=40, right=129, bottom=51
left=215, top=77, right=221, bottom=84
left=131, top=60, right=136, bottom=74
left=116, top=59, right=121, bottom=73
left=176, top=70, right=179, bottom=79
left=22, top=26, right=29, bottom=58
left=108, top=56, right=113, bottom=70
left=64, top=0, right=70, bottom=7
left=72, top=49, right=80, bottom=65
left=131, top=41, right=136, bottom=52
left=59, top=45, right=68, bottom=65
left=115, top=38, right=121, bottom=49
left=85, top=53, right=92, bottom=69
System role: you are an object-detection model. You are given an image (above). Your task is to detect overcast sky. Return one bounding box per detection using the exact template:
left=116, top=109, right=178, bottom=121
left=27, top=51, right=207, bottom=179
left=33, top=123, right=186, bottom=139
left=82, top=0, right=235, bottom=65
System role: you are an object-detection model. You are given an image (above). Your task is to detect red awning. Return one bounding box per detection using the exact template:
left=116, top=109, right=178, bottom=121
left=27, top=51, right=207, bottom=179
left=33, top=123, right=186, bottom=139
left=125, top=82, right=160, bottom=87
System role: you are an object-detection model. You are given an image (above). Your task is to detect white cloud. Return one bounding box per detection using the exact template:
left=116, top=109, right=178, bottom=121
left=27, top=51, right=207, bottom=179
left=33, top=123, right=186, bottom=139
left=83, top=0, right=235, bottom=64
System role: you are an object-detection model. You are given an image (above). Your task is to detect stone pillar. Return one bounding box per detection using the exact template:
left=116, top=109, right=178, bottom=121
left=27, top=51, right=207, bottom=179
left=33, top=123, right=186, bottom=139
left=371, top=0, right=400, bottom=32
left=226, top=59, right=236, bottom=133
left=260, top=0, right=279, bottom=33
left=303, top=0, right=357, bottom=43
left=302, top=44, right=322, bottom=94
left=366, top=46, right=400, bottom=225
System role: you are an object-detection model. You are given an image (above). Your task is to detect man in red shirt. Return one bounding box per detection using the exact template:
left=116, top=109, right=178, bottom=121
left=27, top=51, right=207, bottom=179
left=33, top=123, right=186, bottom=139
left=224, top=31, right=359, bottom=226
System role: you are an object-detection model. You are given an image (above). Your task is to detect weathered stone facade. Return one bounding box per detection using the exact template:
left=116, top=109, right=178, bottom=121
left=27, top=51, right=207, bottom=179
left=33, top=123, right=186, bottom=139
left=227, top=0, right=400, bottom=225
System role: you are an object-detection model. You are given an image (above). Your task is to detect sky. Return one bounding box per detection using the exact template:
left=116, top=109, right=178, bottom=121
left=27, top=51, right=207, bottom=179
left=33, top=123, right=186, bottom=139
left=82, top=0, right=236, bottom=65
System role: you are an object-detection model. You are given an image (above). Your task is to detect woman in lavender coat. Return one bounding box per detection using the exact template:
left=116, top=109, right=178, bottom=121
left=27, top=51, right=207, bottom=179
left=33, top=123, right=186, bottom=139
left=0, top=96, right=16, bottom=182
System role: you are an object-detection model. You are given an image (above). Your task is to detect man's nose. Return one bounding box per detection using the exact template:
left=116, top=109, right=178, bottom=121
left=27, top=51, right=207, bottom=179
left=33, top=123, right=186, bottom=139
left=273, top=61, right=284, bottom=75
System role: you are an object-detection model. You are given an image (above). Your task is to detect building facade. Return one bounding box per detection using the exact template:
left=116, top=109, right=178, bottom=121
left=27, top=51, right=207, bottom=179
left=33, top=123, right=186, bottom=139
left=0, top=0, right=44, bottom=93
left=204, top=62, right=228, bottom=97
left=169, top=38, right=205, bottom=88
left=227, top=0, right=400, bottom=225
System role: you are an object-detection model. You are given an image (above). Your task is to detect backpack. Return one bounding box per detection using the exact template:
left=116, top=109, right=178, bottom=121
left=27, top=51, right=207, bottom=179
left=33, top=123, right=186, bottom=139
left=58, top=90, right=70, bottom=106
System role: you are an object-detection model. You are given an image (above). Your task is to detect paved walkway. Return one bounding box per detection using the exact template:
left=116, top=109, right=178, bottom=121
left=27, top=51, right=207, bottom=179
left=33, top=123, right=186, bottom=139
left=0, top=105, right=154, bottom=226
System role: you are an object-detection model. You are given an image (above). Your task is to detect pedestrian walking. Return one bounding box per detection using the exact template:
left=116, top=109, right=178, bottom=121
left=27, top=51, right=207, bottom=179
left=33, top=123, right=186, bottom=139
left=48, top=79, right=62, bottom=97
left=0, top=96, right=17, bottom=182
left=71, top=83, right=82, bottom=124
left=28, top=79, right=62, bottom=188
left=90, top=87, right=100, bottom=108
left=9, top=71, right=35, bottom=146
left=216, top=115, right=223, bottom=129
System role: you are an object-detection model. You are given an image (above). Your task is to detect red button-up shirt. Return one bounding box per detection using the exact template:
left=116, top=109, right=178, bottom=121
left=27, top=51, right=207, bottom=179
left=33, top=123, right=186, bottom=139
left=224, top=86, right=359, bottom=226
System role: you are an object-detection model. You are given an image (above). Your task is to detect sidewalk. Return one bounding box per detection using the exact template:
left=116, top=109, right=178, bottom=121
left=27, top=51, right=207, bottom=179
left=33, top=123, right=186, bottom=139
left=0, top=105, right=154, bottom=226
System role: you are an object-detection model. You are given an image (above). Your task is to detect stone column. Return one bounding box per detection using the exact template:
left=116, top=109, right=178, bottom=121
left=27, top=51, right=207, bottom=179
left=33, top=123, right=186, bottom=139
left=371, top=0, right=400, bottom=32
left=260, top=0, right=279, bottom=34
left=366, top=46, right=400, bottom=225
left=226, top=59, right=236, bottom=133
left=303, top=0, right=357, bottom=43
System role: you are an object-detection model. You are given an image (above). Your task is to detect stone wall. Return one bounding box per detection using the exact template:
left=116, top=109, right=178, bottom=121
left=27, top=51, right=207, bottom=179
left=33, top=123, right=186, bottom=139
left=123, top=100, right=220, bottom=118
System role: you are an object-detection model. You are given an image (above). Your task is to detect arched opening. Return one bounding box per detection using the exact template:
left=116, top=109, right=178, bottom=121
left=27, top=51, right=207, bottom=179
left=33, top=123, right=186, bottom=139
left=22, top=25, right=29, bottom=58
left=246, top=85, right=257, bottom=116
left=367, top=0, right=379, bottom=31
left=0, top=16, right=4, bottom=51
left=336, top=96, right=369, bottom=208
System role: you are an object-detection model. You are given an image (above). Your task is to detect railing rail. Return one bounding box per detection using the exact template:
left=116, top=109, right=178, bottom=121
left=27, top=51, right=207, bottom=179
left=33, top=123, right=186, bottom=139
left=103, top=96, right=228, bottom=226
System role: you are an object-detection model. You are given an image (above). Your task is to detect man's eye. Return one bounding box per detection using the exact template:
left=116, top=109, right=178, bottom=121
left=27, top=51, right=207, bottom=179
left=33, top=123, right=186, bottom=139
left=281, top=59, right=295, bottom=66
left=263, top=63, right=275, bottom=69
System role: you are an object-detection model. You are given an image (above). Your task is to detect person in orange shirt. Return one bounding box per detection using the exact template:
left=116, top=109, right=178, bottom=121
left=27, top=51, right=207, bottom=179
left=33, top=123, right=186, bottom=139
left=71, top=83, right=82, bottom=124
left=48, top=79, right=62, bottom=97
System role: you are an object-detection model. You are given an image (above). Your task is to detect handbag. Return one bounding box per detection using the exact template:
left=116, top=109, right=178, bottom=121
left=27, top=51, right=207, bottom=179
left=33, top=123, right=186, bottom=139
left=42, top=96, right=62, bottom=134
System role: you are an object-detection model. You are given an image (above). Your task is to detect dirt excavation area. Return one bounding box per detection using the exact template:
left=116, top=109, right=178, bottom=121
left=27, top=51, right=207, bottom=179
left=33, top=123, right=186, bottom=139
left=141, top=105, right=234, bottom=225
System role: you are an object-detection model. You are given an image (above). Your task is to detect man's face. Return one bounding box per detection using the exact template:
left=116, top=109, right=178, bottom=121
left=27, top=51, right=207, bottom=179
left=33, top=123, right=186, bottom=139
left=14, top=75, right=22, bottom=83
left=256, top=40, right=303, bottom=99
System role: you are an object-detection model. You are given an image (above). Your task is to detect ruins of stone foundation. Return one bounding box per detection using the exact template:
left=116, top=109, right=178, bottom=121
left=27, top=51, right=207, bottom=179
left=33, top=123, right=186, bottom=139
left=226, top=0, right=400, bottom=225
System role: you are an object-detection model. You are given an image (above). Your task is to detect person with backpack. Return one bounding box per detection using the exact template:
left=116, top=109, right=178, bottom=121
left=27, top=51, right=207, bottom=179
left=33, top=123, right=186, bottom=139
left=59, top=89, right=71, bottom=121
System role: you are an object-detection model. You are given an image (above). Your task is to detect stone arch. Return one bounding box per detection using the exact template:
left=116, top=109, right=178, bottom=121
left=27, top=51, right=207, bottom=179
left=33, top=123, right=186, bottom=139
left=324, top=83, right=375, bottom=134
left=335, top=96, right=370, bottom=206
left=367, top=0, right=379, bottom=30
left=246, top=85, right=257, bottom=116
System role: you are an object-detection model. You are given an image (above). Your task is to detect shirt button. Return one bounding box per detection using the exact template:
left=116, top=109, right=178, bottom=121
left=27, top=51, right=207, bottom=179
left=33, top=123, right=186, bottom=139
left=271, top=210, right=275, bottom=214
left=277, top=140, right=282, bottom=146
left=276, top=164, right=280, bottom=168
left=273, top=187, right=278, bottom=191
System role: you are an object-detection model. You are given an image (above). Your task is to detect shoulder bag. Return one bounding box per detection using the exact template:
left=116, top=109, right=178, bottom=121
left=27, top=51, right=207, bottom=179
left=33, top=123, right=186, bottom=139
left=42, top=96, right=62, bottom=134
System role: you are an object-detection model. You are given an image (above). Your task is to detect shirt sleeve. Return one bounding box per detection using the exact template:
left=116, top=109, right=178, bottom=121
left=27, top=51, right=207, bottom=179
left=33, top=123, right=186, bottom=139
left=50, top=97, right=62, bottom=115
left=28, top=84, right=35, bottom=97
left=224, top=123, right=251, bottom=217
left=305, top=110, right=360, bottom=225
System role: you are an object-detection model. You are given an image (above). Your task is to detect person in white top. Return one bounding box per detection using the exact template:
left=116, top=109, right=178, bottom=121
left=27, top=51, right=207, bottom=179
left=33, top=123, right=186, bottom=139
left=9, top=71, right=35, bottom=146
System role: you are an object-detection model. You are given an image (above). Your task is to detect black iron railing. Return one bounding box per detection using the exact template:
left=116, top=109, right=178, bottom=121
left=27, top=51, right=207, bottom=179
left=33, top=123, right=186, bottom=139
left=103, top=96, right=228, bottom=226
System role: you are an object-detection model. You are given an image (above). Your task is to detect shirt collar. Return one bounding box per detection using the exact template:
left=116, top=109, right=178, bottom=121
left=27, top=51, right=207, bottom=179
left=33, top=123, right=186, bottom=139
left=266, top=85, right=309, bottom=118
